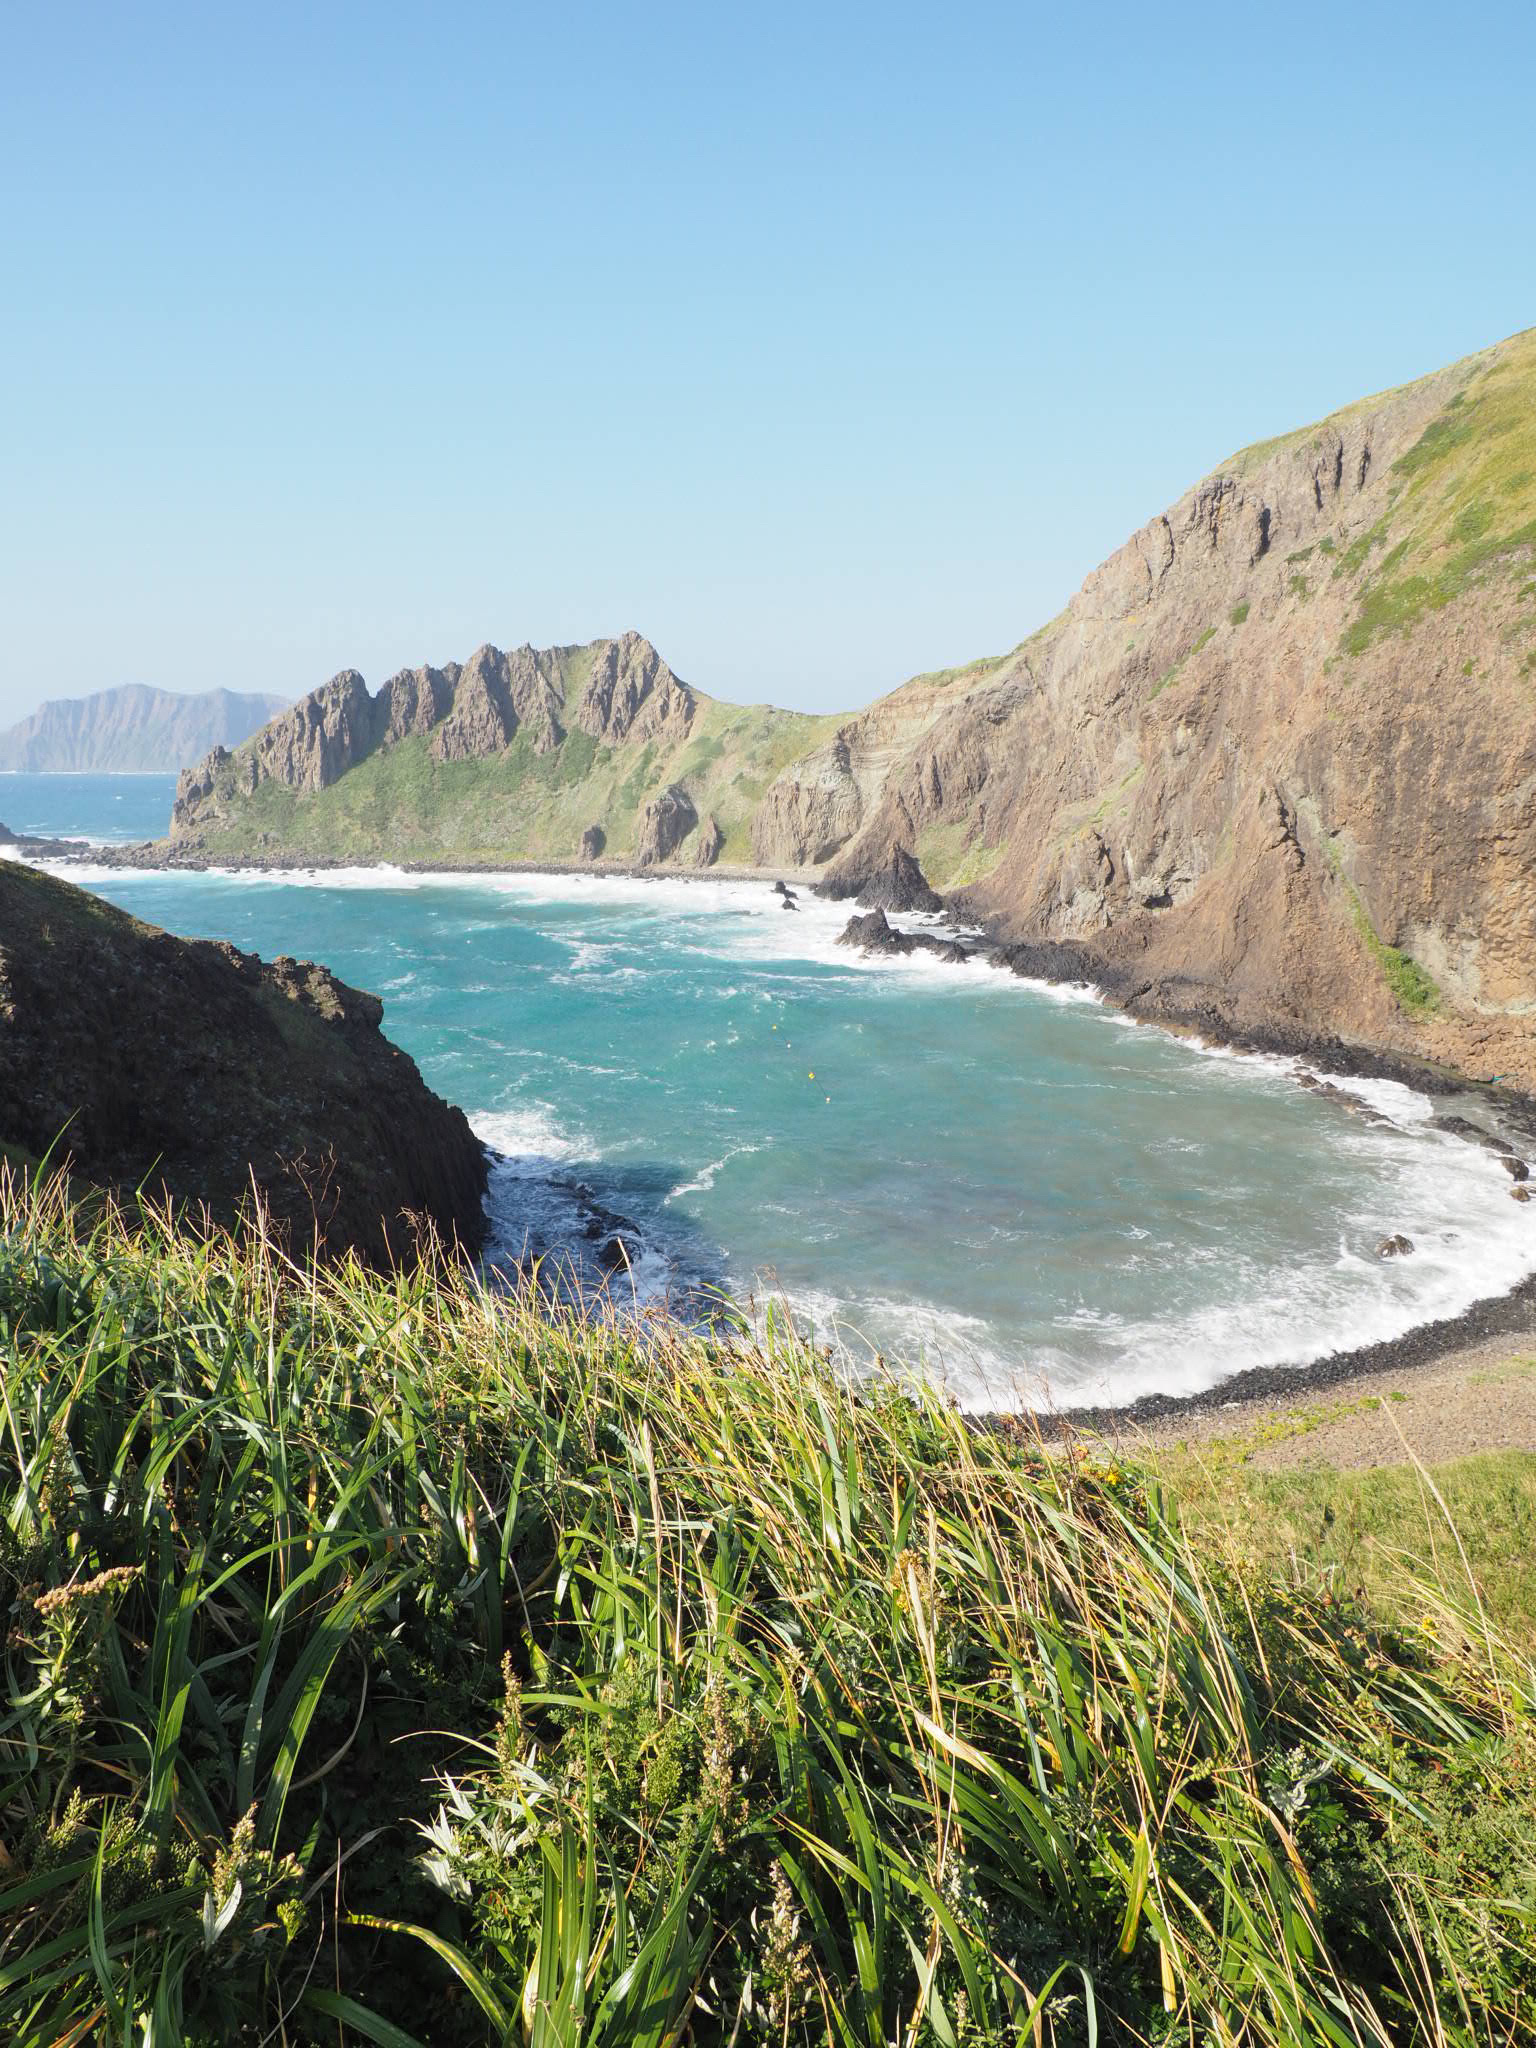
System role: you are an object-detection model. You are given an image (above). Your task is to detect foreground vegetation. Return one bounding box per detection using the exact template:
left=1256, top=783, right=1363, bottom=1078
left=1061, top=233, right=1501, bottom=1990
left=2, top=1175, right=1534, bottom=2045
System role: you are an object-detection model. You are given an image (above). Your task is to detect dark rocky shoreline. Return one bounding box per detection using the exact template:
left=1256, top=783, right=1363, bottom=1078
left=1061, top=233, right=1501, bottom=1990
left=13, top=833, right=1536, bottom=1417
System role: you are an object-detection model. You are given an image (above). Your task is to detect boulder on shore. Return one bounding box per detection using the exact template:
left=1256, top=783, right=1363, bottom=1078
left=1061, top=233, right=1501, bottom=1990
left=1376, top=1233, right=1414, bottom=1258
left=837, top=907, right=970, bottom=964
left=636, top=784, right=697, bottom=866
left=579, top=823, right=606, bottom=862
left=695, top=814, right=723, bottom=867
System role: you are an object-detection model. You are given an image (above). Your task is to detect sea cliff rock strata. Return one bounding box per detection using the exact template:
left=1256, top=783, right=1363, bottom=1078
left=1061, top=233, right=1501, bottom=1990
left=0, top=862, right=487, bottom=1266
left=134, top=327, right=1536, bottom=1089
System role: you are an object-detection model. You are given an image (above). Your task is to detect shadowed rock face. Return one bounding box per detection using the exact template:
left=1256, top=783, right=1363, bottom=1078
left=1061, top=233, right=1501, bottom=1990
left=636, top=784, right=697, bottom=865
left=0, top=863, right=487, bottom=1267
left=694, top=815, right=723, bottom=867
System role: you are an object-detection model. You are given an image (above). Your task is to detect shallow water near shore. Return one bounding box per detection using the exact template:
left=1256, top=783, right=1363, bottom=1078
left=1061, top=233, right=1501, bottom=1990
left=13, top=771, right=1532, bottom=1409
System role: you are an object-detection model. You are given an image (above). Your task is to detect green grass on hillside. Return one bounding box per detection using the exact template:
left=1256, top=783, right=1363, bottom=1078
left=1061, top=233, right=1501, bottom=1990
left=1337, top=333, right=1536, bottom=657
left=1153, top=1381, right=1536, bottom=1653
left=191, top=694, right=840, bottom=868
left=1323, top=838, right=1441, bottom=1014
left=2, top=1176, right=1534, bottom=2043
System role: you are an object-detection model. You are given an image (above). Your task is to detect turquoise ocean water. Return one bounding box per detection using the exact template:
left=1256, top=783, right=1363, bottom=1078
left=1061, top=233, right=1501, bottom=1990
left=6, top=771, right=1533, bottom=1407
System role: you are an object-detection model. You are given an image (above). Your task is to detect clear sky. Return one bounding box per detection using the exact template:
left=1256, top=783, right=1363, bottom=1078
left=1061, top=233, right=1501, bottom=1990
left=2, top=3, right=1532, bottom=725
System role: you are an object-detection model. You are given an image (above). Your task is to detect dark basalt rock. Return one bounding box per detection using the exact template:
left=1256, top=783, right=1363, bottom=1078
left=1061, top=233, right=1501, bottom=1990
left=0, top=862, right=487, bottom=1267
left=1376, top=1233, right=1414, bottom=1258
left=773, top=879, right=798, bottom=901
left=1498, top=1155, right=1531, bottom=1181
left=837, top=908, right=972, bottom=964
left=579, top=823, right=606, bottom=862
left=833, top=845, right=944, bottom=913
left=595, top=1230, right=642, bottom=1273
left=1430, top=1113, right=1513, bottom=1151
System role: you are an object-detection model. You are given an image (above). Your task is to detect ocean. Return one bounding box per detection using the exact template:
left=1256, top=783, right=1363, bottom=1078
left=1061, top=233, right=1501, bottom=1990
left=6, top=770, right=1533, bottom=1408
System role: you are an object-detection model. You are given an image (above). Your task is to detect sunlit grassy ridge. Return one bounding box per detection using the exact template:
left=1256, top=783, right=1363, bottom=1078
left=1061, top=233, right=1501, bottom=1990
left=2, top=1175, right=1534, bottom=2044
left=189, top=696, right=842, bottom=869
left=1220, top=326, right=1536, bottom=663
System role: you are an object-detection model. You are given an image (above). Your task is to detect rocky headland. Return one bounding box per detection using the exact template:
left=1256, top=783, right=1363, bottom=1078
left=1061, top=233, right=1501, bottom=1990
left=0, top=682, right=290, bottom=773
left=0, top=861, right=486, bottom=1264
left=83, top=326, right=1536, bottom=1094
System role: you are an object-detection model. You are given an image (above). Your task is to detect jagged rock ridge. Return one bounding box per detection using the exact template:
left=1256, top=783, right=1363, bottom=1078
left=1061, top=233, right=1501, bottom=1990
left=172, top=632, right=696, bottom=836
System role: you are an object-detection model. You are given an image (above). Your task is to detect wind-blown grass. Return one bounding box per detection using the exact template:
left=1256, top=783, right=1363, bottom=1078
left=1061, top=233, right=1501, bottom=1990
left=2, top=1170, right=1533, bottom=2043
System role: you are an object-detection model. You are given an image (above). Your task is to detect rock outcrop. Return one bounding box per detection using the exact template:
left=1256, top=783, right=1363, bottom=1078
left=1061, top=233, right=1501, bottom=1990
left=574, top=632, right=695, bottom=746
left=822, top=844, right=944, bottom=912
left=579, top=823, right=606, bottom=861
left=636, top=784, right=697, bottom=866
left=134, top=326, right=1536, bottom=1088
left=837, top=908, right=972, bottom=964
left=694, top=814, right=723, bottom=867
left=0, top=862, right=487, bottom=1266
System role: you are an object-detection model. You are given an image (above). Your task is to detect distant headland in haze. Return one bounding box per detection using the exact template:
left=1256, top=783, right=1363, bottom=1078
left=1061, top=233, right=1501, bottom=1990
left=0, top=681, right=290, bottom=773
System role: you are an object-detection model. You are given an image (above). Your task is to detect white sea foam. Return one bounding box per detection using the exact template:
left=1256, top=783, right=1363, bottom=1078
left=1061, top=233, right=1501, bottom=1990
left=665, top=1143, right=764, bottom=1203
left=37, top=855, right=1536, bottom=1408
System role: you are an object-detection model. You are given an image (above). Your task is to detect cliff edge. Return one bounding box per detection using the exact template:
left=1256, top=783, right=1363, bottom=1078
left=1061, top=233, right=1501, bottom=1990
left=0, top=862, right=487, bottom=1263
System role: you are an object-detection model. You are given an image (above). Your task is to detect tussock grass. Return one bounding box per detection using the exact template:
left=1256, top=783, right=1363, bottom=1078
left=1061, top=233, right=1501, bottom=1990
left=2, top=1171, right=1534, bottom=2043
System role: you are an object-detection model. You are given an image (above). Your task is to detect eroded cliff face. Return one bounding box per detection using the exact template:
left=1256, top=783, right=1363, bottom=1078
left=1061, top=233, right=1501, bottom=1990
left=0, top=863, right=487, bottom=1265
left=801, top=330, right=1536, bottom=1089
left=171, top=631, right=696, bottom=838
left=156, top=328, right=1536, bottom=1086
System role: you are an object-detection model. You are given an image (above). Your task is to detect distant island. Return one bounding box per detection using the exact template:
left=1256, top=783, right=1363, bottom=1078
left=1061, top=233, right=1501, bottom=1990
left=0, top=681, right=290, bottom=773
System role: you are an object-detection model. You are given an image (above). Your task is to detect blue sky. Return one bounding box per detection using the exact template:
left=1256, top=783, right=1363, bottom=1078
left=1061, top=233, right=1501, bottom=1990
left=2, top=2, right=1531, bottom=725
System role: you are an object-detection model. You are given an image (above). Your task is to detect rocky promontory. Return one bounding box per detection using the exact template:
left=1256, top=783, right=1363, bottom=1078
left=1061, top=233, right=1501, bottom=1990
left=89, top=327, right=1536, bottom=1092
left=0, top=862, right=487, bottom=1264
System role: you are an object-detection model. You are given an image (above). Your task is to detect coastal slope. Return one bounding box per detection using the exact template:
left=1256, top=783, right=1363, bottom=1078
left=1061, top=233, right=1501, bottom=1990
left=0, top=861, right=486, bottom=1263
left=159, top=329, right=1536, bottom=1085
left=814, top=328, right=1536, bottom=1091
left=169, top=633, right=838, bottom=868
left=0, top=682, right=291, bottom=772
